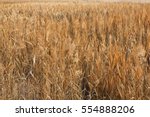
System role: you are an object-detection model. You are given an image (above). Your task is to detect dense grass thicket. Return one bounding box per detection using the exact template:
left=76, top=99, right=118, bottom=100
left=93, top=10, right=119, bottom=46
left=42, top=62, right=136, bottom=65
left=0, top=3, right=150, bottom=99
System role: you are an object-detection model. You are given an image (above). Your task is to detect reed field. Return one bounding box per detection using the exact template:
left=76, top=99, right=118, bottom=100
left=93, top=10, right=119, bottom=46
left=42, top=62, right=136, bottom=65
left=0, top=2, right=150, bottom=100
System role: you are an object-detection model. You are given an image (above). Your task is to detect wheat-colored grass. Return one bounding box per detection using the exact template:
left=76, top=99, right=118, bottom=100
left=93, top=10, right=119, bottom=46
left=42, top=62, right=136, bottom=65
left=0, top=2, right=150, bottom=99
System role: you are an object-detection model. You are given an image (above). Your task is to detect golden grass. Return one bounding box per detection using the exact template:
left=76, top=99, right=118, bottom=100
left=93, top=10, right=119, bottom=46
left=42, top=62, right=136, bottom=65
left=0, top=2, right=150, bottom=100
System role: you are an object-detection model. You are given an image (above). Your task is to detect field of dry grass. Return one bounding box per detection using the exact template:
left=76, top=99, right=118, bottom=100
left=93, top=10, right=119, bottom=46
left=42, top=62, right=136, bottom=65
left=0, top=2, right=150, bottom=100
